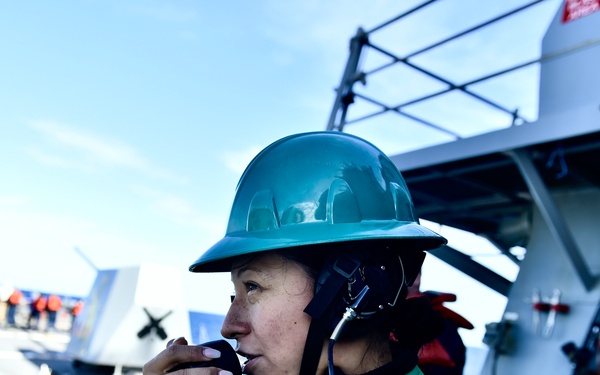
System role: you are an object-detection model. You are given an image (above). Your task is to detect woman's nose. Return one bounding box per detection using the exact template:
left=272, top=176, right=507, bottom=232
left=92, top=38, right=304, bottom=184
left=221, top=299, right=250, bottom=339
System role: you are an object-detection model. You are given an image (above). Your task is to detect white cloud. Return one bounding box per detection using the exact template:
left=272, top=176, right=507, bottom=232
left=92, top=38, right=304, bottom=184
left=27, top=120, right=186, bottom=183
left=30, top=120, right=147, bottom=167
left=130, top=185, right=227, bottom=236
left=26, top=146, right=96, bottom=173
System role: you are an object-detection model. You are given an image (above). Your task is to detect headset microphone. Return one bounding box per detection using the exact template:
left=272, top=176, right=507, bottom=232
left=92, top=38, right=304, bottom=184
left=328, top=285, right=371, bottom=375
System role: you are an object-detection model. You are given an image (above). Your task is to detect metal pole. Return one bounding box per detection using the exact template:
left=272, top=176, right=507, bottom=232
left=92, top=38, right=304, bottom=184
left=428, top=246, right=512, bottom=296
left=326, top=28, right=368, bottom=131
left=509, top=148, right=597, bottom=291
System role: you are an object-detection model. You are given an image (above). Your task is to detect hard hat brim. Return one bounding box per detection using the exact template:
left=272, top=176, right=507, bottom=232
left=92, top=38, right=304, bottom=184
left=189, top=220, right=447, bottom=273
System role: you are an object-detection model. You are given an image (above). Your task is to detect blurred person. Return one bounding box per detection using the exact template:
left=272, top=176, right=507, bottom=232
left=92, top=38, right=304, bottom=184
left=70, top=299, right=84, bottom=328
left=46, top=294, right=63, bottom=330
left=0, top=283, right=14, bottom=326
left=6, top=288, right=23, bottom=327
left=28, top=293, right=47, bottom=330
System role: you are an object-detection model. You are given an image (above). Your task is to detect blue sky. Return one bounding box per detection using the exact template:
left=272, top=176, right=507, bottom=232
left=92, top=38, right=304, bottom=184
left=0, top=0, right=562, bottom=348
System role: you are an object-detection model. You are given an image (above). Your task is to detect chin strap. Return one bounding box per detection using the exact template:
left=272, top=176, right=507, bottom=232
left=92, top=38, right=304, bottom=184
left=299, top=313, right=329, bottom=375
left=299, top=256, right=361, bottom=375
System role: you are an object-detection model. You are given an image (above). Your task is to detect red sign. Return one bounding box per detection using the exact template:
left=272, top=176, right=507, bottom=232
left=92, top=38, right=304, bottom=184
left=562, top=0, right=600, bottom=23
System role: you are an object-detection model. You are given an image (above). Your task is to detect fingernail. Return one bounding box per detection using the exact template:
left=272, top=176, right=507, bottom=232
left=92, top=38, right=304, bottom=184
left=168, top=337, right=185, bottom=347
left=219, top=371, right=233, bottom=375
left=203, top=348, right=221, bottom=359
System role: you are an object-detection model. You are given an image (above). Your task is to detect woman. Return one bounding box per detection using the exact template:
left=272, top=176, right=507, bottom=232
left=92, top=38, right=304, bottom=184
left=143, top=132, right=447, bottom=375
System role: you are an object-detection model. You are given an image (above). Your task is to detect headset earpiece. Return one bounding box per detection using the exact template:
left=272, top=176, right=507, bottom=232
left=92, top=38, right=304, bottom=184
left=344, top=254, right=405, bottom=319
left=307, top=250, right=410, bottom=332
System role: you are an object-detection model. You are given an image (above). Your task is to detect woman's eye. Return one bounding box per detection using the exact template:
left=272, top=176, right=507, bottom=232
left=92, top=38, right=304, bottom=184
left=244, top=282, right=259, bottom=292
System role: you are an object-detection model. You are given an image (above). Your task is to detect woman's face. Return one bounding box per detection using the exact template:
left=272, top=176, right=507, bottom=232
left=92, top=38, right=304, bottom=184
left=221, top=252, right=315, bottom=375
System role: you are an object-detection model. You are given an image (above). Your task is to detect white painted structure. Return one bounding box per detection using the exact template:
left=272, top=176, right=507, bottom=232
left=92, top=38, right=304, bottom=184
left=66, top=263, right=192, bottom=371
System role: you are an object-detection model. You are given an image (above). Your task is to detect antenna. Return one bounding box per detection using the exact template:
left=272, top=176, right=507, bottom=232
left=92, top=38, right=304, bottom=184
left=74, top=246, right=98, bottom=272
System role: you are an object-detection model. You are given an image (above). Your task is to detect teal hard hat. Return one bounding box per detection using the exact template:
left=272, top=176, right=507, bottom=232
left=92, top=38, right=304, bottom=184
left=190, top=131, right=446, bottom=272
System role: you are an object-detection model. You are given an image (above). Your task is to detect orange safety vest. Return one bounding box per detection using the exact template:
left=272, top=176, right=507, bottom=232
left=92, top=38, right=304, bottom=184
left=71, top=301, right=84, bottom=316
left=33, top=296, right=47, bottom=312
left=46, top=295, right=62, bottom=312
left=8, top=290, right=22, bottom=305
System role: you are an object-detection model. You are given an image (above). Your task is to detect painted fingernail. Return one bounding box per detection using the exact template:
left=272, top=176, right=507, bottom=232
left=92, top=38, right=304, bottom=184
left=203, top=348, right=221, bottom=359
left=219, top=371, right=233, bottom=375
left=168, top=337, right=185, bottom=347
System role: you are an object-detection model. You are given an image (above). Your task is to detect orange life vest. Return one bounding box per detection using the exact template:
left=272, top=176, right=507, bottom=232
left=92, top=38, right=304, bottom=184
left=8, top=290, right=22, bottom=305
left=71, top=300, right=84, bottom=316
left=34, top=296, right=47, bottom=312
left=46, top=295, right=62, bottom=312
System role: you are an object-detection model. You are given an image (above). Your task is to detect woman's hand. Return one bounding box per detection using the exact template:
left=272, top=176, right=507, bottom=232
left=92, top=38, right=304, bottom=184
left=142, top=337, right=229, bottom=374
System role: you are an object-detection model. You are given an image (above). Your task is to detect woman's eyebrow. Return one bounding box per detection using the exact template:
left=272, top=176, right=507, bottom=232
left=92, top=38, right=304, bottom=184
left=234, top=265, right=261, bottom=279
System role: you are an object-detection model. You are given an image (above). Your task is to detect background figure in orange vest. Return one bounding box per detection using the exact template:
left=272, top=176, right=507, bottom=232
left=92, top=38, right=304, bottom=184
left=46, top=294, right=62, bottom=330
left=28, top=293, right=47, bottom=330
left=7, top=289, right=23, bottom=327
left=408, top=271, right=474, bottom=375
left=69, top=299, right=83, bottom=328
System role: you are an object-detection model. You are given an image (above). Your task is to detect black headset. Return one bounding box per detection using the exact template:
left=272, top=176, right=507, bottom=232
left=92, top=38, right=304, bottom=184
left=301, top=246, right=425, bottom=375
left=341, top=253, right=405, bottom=319
left=307, top=249, right=411, bottom=327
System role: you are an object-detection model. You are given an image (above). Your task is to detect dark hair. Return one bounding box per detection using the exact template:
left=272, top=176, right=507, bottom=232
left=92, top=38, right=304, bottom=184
left=277, top=243, right=444, bottom=350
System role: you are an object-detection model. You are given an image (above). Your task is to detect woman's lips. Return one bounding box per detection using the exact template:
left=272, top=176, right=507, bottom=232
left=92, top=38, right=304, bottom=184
left=240, top=354, right=259, bottom=374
